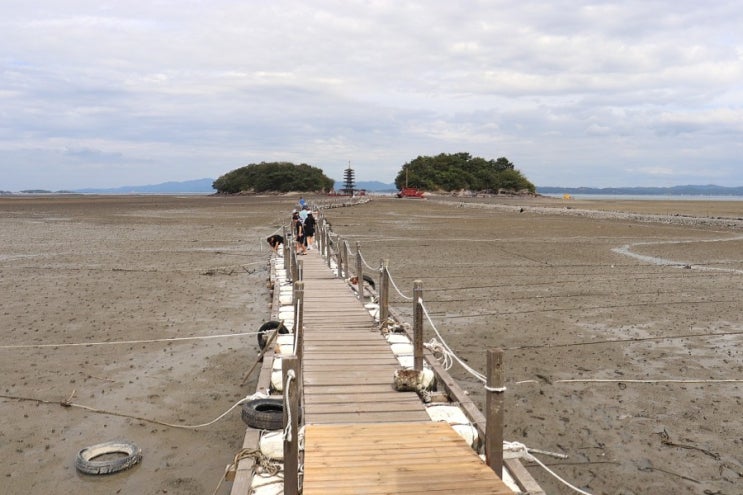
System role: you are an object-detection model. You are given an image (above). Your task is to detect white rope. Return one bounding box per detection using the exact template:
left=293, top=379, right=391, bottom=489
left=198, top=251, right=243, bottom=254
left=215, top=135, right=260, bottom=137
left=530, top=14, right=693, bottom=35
left=528, top=453, right=595, bottom=495
left=503, top=441, right=593, bottom=495
left=423, top=338, right=453, bottom=370
left=387, top=268, right=413, bottom=301
left=0, top=331, right=259, bottom=350
left=61, top=394, right=258, bottom=430
left=556, top=378, right=743, bottom=384
left=419, top=298, right=487, bottom=383
left=484, top=385, right=507, bottom=393
left=358, top=250, right=378, bottom=272
left=283, top=369, right=296, bottom=442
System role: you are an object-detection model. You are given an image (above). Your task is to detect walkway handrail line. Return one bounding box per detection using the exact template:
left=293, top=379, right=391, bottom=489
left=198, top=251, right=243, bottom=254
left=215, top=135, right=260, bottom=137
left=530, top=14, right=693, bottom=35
left=311, top=200, right=545, bottom=495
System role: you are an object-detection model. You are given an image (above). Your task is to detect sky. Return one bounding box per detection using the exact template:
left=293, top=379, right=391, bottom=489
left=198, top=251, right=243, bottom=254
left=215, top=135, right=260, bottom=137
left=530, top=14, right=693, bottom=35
left=2, top=1, right=742, bottom=191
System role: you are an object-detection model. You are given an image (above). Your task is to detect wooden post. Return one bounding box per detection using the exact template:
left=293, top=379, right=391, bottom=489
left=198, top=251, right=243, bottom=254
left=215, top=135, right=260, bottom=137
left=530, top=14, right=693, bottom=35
left=318, top=220, right=325, bottom=257
left=413, top=280, right=424, bottom=371
left=379, top=259, right=389, bottom=323
left=297, top=258, right=303, bottom=282
left=325, top=227, right=332, bottom=268
left=293, top=281, right=304, bottom=336
left=485, top=348, right=505, bottom=478
left=342, top=240, right=350, bottom=280
left=282, top=226, right=289, bottom=271
left=283, top=355, right=300, bottom=495
left=294, top=281, right=304, bottom=359
left=355, top=241, right=363, bottom=300
left=335, top=236, right=343, bottom=278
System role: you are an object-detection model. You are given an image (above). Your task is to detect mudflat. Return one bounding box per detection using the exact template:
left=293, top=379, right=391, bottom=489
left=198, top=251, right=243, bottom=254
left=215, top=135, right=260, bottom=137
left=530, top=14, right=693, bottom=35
left=1, top=195, right=281, bottom=495
left=2, top=194, right=742, bottom=495
left=322, top=195, right=743, bottom=495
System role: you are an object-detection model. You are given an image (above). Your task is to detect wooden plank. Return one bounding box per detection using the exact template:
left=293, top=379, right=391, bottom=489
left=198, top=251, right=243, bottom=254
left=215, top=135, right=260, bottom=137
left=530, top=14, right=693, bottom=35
left=303, top=423, right=514, bottom=495
left=305, top=400, right=425, bottom=414
left=303, top=365, right=399, bottom=374
left=304, top=410, right=430, bottom=424
left=302, top=333, right=382, bottom=341
left=302, top=355, right=399, bottom=364
left=304, top=384, right=395, bottom=394
left=304, top=392, right=417, bottom=404
left=303, top=344, right=392, bottom=352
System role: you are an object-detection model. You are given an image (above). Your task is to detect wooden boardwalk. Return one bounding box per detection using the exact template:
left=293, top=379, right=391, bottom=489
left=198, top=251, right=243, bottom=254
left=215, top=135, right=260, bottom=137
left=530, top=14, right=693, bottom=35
left=300, top=249, right=430, bottom=425
left=298, top=249, right=514, bottom=494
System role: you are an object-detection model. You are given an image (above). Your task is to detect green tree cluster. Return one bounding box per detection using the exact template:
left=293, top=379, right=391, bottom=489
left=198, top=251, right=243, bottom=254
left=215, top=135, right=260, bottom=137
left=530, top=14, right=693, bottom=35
left=394, top=153, right=535, bottom=193
left=212, top=162, right=335, bottom=194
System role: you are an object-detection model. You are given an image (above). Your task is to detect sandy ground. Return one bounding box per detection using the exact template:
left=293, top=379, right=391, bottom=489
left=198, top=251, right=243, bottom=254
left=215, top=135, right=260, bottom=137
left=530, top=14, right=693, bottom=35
left=2, top=194, right=742, bottom=495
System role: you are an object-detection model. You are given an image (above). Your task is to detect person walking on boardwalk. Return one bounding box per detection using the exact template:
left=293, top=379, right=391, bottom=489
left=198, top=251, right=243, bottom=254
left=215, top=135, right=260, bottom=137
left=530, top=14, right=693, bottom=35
left=299, top=204, right=309, bottom=224
left=294, top=213, right=307, bottom=255
left=303, top=212, right=316, bottom=250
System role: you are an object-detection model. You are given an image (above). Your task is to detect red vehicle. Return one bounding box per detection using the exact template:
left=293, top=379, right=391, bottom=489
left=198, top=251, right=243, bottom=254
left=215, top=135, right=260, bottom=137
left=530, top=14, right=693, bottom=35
left=397, top=187, right=425, bottom=198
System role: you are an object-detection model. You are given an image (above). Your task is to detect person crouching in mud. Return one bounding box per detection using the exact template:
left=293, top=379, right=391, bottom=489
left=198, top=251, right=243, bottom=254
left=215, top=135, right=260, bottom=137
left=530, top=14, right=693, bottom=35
left=266, top=234, right=284, bottom=253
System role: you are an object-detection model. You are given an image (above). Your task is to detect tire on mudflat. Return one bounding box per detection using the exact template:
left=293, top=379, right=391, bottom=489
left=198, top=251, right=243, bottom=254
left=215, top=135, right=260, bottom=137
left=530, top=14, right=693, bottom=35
left=75, top=440, right=142, bottom=475
left=257, top=321, right=289, bottom=350
left=241, top=398, right=284, bottom=430
left=362, top=274, right=376, bottom=289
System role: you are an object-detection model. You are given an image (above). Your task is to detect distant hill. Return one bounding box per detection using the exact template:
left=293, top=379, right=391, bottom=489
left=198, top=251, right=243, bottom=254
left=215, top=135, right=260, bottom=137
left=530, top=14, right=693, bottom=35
left=333, top=180, right=397, bottom=192
left=74, top=178, right=215, bottom=194
left=537, top=185, right=743, bottom=196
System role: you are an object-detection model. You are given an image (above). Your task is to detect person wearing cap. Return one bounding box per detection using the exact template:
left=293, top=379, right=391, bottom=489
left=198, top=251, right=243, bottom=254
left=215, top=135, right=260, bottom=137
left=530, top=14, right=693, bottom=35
left=299, top=205, right=309, bottom=224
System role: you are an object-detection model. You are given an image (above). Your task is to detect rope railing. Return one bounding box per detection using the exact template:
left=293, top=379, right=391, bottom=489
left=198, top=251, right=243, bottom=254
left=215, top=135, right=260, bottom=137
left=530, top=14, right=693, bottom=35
left=419, top=298, right=487, bottom=384
left=310, top=207, right=599, bottom=495
left=386, top=267, right=414, bottom=301
left=358, top=250, right=379, bottom=272
left=0, top=331, right=261, bottom=350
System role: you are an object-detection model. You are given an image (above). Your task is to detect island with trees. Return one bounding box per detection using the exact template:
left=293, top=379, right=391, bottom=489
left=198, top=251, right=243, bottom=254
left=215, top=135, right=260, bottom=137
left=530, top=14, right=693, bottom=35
left=212, top=162, right=334, bottom=194
left=211, top=153, right=535, bottom=195
left=394, top=153, right=535, bottom=194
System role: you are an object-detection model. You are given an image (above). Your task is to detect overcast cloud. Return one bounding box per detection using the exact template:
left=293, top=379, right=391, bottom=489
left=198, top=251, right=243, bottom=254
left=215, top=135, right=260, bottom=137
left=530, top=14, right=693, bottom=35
left=2, top=1, right=742, bottom=190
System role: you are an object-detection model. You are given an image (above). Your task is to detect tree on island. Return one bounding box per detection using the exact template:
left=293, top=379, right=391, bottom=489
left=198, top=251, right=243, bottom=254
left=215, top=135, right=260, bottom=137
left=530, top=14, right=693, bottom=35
left=394, top=152, right=535, bottom=193
left=212, top=162, right=335, bottom=194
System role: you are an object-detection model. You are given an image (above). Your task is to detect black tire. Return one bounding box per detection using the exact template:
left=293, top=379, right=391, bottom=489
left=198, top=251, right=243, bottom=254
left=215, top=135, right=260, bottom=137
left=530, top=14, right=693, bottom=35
left=257, top=321, right=289, bottom=350
left=241, top=398, right=284, bottom=430
left=75, top=440, right=142, bottom=475
left=363, top=274, right=376, bottom=289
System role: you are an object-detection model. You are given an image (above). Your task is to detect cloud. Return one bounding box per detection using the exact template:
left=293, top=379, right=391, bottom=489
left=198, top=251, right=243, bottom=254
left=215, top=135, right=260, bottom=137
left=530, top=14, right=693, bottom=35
left=1, top=0, right=742, bottom=190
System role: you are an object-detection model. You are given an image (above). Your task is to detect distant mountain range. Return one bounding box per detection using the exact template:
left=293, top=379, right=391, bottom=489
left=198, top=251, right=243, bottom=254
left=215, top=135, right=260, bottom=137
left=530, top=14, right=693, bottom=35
left=537, top=185, right=743, bottom=196
left=72, top=178, right=216, bottom=194
left=334, top=180, right=397, bottom=192
left=75, top=179, right=399, bottom=194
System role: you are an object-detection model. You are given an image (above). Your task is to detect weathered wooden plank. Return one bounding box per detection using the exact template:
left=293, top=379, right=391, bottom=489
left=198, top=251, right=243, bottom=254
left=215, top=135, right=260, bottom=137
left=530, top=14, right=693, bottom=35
left=304, top=383, right=395, bottom=394
left=304, top=392, right=417, bottom=404
left=304, top=376, right=394, bottom=386
left=303, top=344, right=392, bottom=352
left=302, top=333, right=382, bottom=341
left=304, top=400, right=425, bottom=414
left=303, top=364, right=399, bottom=373
left=302, top=355, right=399, bottom=364
left=304, top=410, right=430, bottom=424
